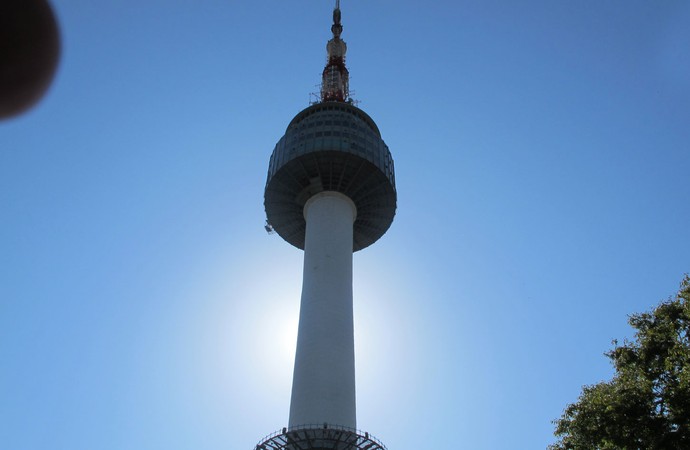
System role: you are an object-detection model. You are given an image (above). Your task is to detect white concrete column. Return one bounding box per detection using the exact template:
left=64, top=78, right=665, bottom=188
left=288, top=191, right=357, bottom=429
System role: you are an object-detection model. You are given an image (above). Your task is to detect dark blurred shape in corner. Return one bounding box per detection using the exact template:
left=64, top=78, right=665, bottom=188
left=0, top=0, right=60, bottom=120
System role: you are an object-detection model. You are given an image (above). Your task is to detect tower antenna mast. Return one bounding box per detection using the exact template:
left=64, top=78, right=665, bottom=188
left=321, top=0, right=349, bottom=102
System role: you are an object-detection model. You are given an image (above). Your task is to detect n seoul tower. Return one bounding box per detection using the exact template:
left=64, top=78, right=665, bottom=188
left=256, top=1, right=395, bottom=449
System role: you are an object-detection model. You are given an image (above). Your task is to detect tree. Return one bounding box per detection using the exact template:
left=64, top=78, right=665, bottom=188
left=550, top=275, right=690, bottom=450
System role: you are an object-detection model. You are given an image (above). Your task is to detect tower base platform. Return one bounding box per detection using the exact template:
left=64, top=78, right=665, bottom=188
left=255, top=424, right=386, bottom=450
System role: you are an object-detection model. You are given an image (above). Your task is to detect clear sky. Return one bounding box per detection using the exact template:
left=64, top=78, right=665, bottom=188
left=1, top=1, right=689, bottom=449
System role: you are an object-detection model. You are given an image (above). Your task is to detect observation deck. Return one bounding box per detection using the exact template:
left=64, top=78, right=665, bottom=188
left=264, top=101, right=396, bottom=252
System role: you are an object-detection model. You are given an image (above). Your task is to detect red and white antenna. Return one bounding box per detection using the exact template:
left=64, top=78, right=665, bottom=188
left=320, top=0, right=349, bottom=102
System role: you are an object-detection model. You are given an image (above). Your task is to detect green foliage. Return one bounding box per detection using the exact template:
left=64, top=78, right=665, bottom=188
left=550, top=276, right=690, bottom=450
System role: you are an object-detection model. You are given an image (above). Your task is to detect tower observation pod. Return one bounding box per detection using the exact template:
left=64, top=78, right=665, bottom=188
left=256, top=2, right=395, bottom=450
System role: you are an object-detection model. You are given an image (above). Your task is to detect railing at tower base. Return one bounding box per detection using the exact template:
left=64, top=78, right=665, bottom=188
left=255, top=424, right=387, bottom=450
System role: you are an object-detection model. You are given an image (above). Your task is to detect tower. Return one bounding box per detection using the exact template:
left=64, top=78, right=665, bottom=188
left=256, top=2, right=395, bottom=449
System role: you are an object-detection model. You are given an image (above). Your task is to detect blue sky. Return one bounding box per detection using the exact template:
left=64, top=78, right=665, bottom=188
left=1, top=1, right=689, bottom=449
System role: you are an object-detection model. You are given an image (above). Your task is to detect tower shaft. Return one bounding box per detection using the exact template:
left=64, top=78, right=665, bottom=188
left=289, top=192, right=357, bottom=429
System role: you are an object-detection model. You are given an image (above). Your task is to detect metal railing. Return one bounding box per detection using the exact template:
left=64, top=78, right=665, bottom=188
left=255, top=423, right=387, bottom=450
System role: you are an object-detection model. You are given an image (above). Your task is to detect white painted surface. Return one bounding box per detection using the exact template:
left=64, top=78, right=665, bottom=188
left=288, top=191, right=357, bottom=429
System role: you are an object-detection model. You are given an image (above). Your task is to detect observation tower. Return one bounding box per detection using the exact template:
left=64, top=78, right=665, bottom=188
left=256, top=2, right=395, bottom=449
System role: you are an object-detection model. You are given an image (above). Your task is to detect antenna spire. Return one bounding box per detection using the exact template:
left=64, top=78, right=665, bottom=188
left=321, top=0, right=349, bottom=102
